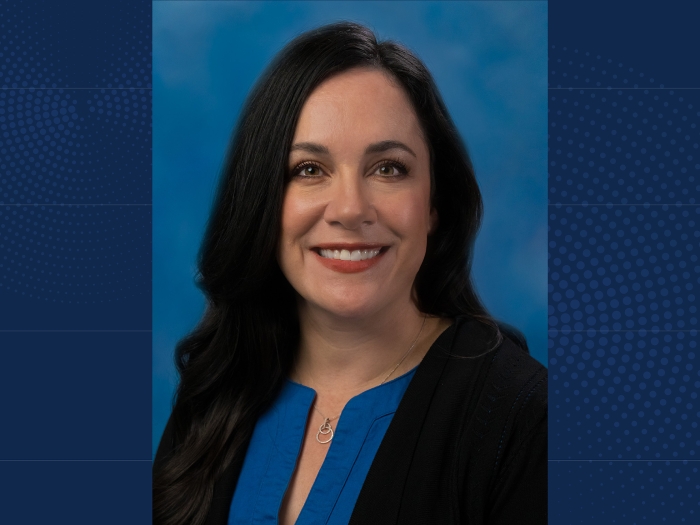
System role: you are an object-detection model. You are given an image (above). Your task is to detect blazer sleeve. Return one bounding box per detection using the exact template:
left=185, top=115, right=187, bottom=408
left=486, top=393, right=548, bottom=525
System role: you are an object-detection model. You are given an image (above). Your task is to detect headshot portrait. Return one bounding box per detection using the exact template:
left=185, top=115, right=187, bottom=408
left=152, top=2, right=547, bottom=524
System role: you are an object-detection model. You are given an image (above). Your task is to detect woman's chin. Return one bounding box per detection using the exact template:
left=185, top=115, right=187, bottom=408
left=317, top=302, right=380, bottom=321
left=297, top=280, right=412, bottom=321
left=304, top=293, right=387, bottom=321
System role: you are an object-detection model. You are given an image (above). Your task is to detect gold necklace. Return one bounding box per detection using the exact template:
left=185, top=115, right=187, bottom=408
left=309, top=314, right=427, bottom=445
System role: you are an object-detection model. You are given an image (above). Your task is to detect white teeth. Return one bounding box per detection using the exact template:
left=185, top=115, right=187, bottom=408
left=318, top=248, right=382, bottom=261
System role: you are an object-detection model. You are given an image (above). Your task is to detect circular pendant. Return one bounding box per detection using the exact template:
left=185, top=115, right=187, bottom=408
left=316, top=418, right=334, bottom=444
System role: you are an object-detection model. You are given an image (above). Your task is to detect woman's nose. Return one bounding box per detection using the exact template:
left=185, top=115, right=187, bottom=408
left=323, top=172, right=376, bottom=229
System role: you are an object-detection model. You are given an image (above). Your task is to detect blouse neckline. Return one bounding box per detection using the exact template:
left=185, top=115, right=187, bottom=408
left=228, top=364, right=419, bottom=524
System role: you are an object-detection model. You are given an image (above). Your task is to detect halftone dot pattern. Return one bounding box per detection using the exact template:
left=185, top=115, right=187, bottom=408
left=550, top=461, right=699, bottom=524
left=0, top=1, right=151, bottom=90
left=0, top=1, right=151, bottom=306
left=0, top=205, right=150, bottom=302
left=550, top=47, right=659, bottom=90
left=1, top=88, right=151, bottom=204
left=0, top=3, right=62, bottom=89
left=549, top=88, right=698, bottom=205
left=549, top=205, right=698, bottom=334
left=550, top=329, right=698, bottom=459
left=549, top=45, right=700, bottom=521
left=91, top=6, right=151, bottom=91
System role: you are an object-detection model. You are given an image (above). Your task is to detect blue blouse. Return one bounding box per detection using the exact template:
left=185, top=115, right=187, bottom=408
left=228, top=367, right=417, bottom=524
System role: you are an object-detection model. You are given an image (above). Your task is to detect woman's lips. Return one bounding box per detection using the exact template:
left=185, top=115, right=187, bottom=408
left=312, top=245, right=387, bottom=273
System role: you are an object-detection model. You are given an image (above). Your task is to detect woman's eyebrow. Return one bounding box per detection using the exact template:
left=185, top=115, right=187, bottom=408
left=290, top=140, right=417, bottom=158
left=364, top=140, right=416, bottom=158
left=290, top=142, right=329, bottom=155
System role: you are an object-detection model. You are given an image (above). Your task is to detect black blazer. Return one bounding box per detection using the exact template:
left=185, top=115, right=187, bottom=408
left=155, top=316, right=548, bottom=524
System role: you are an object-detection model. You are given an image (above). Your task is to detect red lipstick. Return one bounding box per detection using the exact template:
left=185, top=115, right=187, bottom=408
left=312, top=244, right=387, bottom=274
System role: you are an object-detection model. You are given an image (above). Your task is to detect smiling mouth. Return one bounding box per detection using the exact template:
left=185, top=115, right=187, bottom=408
left=311, top=245, right=389, bottom=273
left=317, top=248, right=383, bottom=261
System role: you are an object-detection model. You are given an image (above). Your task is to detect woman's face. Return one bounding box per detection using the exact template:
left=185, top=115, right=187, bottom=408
left=278, top=68, right=436, bottom=320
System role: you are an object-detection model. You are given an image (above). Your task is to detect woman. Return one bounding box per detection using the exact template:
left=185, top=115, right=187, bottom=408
left=154, top=22, right=547, bottom=525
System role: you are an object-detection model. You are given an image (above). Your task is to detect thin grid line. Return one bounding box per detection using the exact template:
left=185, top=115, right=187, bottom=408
left=0, top=87, right=152, bottom=90
left=549, top=203, right=699, bottom=206
left=0, top=204, right=152, bottom=206
left=547, top=330, right=698, bottom=333
left=549, top=459, right=700, bottom=462
left=548, top=87, right=700, bottom=90
left=0, top=330, right=152, bottom=333
left=0, top=459, right=152, bottom=462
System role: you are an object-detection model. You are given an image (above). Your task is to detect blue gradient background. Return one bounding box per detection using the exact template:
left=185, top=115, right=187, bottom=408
left=152, top=1, right=549, bottom=455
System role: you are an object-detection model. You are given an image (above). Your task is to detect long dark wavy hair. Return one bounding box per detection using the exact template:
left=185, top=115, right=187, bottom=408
left=153, top=21, right=523, bottom=525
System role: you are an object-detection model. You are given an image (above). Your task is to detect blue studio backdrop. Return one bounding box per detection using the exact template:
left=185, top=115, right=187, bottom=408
left=152, top=0, right=549, bottom=455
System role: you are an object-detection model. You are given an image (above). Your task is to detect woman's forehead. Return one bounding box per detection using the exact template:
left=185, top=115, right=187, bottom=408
left=291, top=68, right=426, bottom=156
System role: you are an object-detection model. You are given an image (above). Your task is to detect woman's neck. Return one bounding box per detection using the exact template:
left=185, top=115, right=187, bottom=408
left=291, top=302, right=448, bottom=399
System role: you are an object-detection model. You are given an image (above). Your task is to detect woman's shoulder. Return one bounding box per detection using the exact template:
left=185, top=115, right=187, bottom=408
left=351, top=317, right=547, bottom=523
left=436, top=316, right=547, bottom=520
left=436, top=315, right=546, bottom=384
left=428, top=315, right=547, bottom=439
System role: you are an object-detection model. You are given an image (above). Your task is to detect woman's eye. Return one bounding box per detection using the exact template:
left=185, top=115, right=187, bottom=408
left=376, top=163, right=407, bottom=177
left=293, top=163, right=324, bottom=178
left=302, top=165, right=320, bottom=176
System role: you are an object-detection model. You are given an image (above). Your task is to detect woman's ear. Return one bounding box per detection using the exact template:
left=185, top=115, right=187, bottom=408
left=429, top=207, right=439, bottom=235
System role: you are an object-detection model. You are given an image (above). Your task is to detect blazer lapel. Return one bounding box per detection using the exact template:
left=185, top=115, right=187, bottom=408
left=348, top=320, right=459, bottom=524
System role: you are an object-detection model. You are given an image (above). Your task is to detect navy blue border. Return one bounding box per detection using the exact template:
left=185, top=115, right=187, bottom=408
left=0, top=1, right=151, bottom=523
left=549, top=0, right=700, bottom=521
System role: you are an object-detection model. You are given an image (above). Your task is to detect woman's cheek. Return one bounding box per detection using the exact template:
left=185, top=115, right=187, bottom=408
left=281, top=187, right=323, bottom=240
left=381, top=191, right=433, bottom=239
